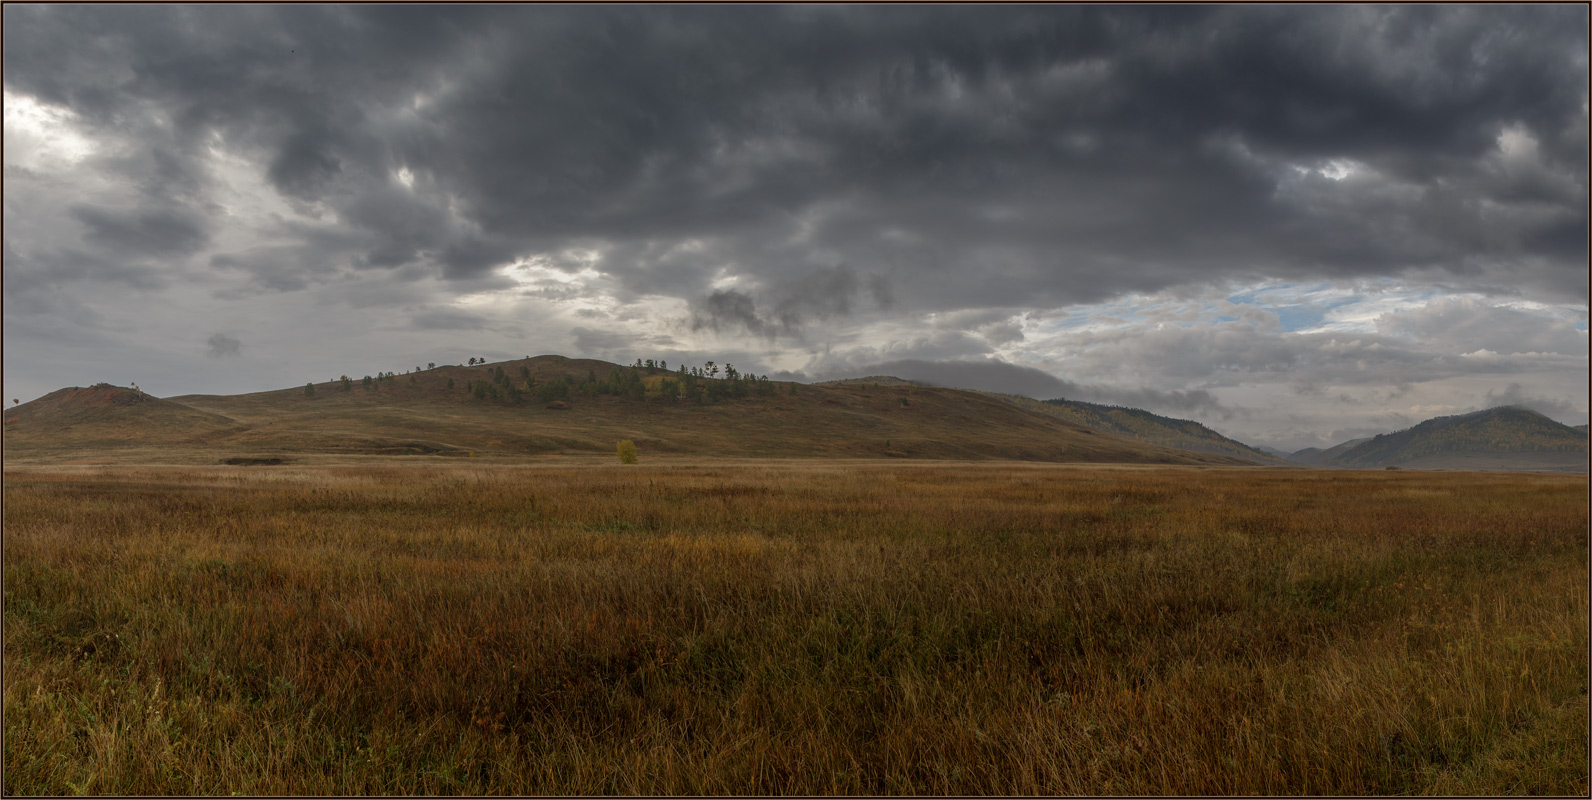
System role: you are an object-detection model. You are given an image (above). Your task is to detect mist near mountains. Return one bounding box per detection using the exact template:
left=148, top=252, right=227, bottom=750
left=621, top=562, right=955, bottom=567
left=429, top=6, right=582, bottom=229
left=821, top=359, right=1230, bottom=418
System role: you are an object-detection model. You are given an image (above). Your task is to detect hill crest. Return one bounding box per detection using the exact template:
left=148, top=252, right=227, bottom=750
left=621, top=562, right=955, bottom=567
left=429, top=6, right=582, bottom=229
left=814, top=376, right=1281, bottom=463
left=4, top=384, right=239, bottom=450
left=1003, top=394, right=1284, bottom=464
left=1310, top=406, right=1587, bottom=471
left=6, top=358, right=1252, bottom=467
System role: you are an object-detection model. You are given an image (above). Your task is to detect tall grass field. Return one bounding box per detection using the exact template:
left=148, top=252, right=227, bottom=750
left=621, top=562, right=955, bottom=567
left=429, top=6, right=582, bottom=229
left=3, top=461, right=1586, bottom=794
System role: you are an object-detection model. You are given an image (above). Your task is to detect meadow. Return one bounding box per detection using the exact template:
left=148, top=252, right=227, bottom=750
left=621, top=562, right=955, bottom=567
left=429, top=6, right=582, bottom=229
left=3, top=459, right=1586, bottom=794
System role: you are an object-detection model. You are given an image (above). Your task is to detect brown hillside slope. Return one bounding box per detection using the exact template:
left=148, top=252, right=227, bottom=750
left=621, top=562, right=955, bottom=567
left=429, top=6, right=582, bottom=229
left=5, top=357, right=1252, bottom=466
left=1326, top=406, right=1587, bottom=472
left=3, top=384, right=238, bottom=453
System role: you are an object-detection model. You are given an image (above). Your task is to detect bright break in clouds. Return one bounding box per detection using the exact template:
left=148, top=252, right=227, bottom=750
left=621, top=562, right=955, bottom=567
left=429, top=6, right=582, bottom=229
left=3, top=5, right=1586, bottom=450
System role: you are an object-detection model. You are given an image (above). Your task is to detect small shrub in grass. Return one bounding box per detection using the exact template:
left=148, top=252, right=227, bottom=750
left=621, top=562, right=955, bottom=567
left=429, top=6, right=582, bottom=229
left=617, top=440, right=638, bottom=464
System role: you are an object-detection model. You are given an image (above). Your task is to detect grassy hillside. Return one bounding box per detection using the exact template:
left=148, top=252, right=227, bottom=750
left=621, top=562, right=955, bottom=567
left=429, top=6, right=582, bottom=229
left=818, top=375, right=921, bottom=388
left=821, top=379, right=1282, bottom=463
left=1330, top=407, right=1587, bottom=469
left=2, top=384, right=239, bottom=450
left=3, top=357, right=1248, bottom=467
left=1003, top=395, right=1284, bottom=463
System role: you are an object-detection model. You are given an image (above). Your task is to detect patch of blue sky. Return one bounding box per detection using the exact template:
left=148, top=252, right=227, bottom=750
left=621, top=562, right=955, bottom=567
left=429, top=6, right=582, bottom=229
left=1032, top=304, right=1136, bottom=333
left=1223, top=281, right=1355, bottom=333
left=1272, top=305, right=1326, bottom=332
left=1223, top=280, right=1455, bottom=335
left=1224, top=280, right=1340, bottom=307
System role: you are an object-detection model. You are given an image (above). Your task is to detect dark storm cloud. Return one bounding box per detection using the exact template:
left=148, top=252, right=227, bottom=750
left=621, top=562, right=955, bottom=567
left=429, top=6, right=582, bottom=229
left=690, top=290, right=772, bottom=339
left=211, top=248, right=321, bottom=294
left=69, top=205, right=209, bottom=258
left=686, top=266, right=893, bottom=340
left=268, top=132, right=344, bottom=201
left=206, top=333, right=241, bottom=358
left=4, top=246, right=167, bottom=296
left=5, top=4, right=1583, bottom=315
left=772, top=265, right=893, bottom=327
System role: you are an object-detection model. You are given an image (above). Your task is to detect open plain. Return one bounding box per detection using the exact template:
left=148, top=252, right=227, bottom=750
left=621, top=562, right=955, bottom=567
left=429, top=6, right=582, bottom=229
left=3, top=459, right=1585, bottom=794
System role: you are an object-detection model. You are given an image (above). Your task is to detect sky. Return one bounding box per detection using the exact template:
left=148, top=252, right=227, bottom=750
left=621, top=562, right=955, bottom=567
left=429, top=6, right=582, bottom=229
left=3, top=5, right=1586, bottom=452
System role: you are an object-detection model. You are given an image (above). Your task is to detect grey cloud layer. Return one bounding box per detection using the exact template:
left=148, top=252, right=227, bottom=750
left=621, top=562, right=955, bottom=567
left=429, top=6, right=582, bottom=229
left=5, top=5, right=1584, bottom=316
left=205, top=333, right=241, bottom=358
left=3, top=6, right=1585, bottom=445
left=687, top=266, right=893, bottom=341
left=822, top=358, right=1232, bottom=418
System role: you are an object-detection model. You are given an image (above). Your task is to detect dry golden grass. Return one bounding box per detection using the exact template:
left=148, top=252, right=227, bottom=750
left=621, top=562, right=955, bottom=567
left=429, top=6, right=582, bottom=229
left=3, top=461, right=1586, bottom=794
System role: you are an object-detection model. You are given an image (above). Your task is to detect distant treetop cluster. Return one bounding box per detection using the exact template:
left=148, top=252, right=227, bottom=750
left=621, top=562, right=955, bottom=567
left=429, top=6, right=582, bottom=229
left=306, top=354, right=793, bottom=408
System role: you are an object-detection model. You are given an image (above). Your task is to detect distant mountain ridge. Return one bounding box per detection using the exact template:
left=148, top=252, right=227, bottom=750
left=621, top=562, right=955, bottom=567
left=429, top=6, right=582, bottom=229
left=3, top=357, right=1251, bottom=467
left=1011, top=395, right=1286, bottom=464
left=1291, top=406, right=1587, bottom=472
left=820, top=377, right=1283, bottom=463
left=1288, top=437, right=1373, bottom=466
left=11, top=366, right=1581, bottom=472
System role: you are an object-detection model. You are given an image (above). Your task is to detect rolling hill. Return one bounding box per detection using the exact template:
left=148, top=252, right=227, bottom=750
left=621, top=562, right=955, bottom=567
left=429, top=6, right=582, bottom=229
left=1298, top=407, right=1587, bottom=471
left=2, top=384, right=239, bottom=451
left=3, top=357, right=1255, bottom=466
left=820, top=378, right=1284, bottom=463
left=1021, top=396, right=1286, bottom=464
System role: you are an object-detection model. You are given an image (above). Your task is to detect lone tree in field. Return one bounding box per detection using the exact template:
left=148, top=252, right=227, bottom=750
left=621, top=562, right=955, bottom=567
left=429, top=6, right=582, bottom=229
left=616, top=440, right=638, bottom=464
left=304, top=383, right=315, bottom=397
